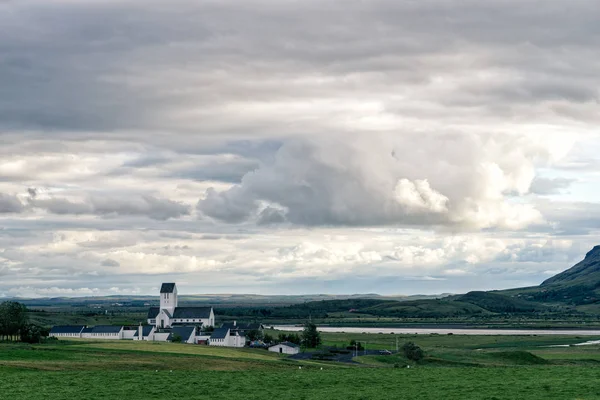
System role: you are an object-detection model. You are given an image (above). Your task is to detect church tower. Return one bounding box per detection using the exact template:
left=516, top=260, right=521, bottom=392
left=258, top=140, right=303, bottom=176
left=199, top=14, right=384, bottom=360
left=160, top=282, right=178, bottom=314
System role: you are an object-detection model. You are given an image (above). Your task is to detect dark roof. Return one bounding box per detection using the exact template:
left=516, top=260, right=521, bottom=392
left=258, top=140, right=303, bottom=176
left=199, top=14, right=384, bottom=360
left=162, top=309, right=173, bottom=318
left=221, top=322, right=263, bottom=332
left=133, top=326, right=154, bottom=338
left=82, top=327, right=93, bottom=333
left=173, top=307, right=212, bottom=319
left=147, top=307, right=159, bottom=319
left=274, top=341, right=299, bottom=348
left=160, top=283, right=176, bottom=293
left=210, top=327, right=229, bottom=339
left=89, top=325, right=123, bottom=334
left=50, top=325, right=85, bottom=334
left=171, top=326, right=195, bottom=341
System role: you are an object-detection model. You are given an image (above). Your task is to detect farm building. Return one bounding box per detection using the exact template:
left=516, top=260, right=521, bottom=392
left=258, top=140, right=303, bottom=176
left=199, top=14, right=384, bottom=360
left=49, top=325, right=85, bottom=338
left=269, top=342, right=300, bottom=355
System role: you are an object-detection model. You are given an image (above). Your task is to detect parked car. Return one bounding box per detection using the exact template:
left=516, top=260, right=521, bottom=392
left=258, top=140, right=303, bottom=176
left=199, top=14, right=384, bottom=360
left=379, top=350, right=392, bottom=355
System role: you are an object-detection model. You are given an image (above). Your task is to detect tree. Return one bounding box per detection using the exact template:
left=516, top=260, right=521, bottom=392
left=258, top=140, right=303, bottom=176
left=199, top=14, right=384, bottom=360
left=402, top=342, right=424, bottom=362
left=246, top=329, right=264, bottom=341
left=20, top=324, right=43, bottom=344
left=301, top=321, right=321, bottom=348
left=263, top=333, right=274, bottom=344
left=0, top=301, right=28, bottom=341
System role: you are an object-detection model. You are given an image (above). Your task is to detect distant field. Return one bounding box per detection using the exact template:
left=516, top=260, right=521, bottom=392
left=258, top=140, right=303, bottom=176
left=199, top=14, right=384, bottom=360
left=2, top=333, right=600, bottom=399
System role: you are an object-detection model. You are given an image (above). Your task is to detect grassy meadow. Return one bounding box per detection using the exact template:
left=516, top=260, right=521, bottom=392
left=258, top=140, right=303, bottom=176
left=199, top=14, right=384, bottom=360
left=2, top=332, right=600, bottom=399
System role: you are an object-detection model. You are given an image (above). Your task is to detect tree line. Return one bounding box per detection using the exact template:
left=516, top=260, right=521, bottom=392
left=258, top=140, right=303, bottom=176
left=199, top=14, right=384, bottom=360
left=0, top=301, right=46, bottom=343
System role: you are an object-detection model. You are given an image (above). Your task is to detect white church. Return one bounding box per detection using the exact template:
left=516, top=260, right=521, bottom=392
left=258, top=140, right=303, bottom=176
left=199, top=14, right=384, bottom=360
left=51, top=282, right=256, bottom=347
left=147, top=283, right=215, bottom=329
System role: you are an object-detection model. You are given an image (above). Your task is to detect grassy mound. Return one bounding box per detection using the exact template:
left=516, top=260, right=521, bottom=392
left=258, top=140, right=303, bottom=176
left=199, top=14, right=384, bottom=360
left=487, top=351, right=549, bottom=365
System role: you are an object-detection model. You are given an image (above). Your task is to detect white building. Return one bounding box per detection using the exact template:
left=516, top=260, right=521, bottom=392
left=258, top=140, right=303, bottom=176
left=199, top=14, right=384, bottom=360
left=133, top=325, right=156, bottom=341
left=209, top=327, right=246, bottom=347
left=269, top=342, right=300, bottom=355
left=147, top=283, right=215, bottom=329
left=49, top=325, right=85, bottom=338
left=81, top=325, right=124, bottom=339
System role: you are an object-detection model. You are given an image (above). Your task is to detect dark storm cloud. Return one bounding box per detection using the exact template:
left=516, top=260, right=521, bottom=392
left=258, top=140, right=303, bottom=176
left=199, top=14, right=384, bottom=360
left=1, top=0, right=599, bottom=135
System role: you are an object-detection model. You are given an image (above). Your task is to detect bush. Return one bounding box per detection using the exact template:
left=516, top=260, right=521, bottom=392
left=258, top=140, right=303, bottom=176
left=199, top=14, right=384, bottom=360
left=402, top=342, right=424, bottom=362
left=171, top=334, right=182, bottom=343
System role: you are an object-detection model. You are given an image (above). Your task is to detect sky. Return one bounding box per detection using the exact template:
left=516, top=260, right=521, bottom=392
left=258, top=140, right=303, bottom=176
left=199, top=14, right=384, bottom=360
left=1, top=0, right=599, bottom=298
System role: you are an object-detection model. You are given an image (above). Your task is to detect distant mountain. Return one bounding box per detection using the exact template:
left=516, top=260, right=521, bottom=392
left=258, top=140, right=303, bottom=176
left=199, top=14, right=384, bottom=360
left=500, top=245, right=600, bottom=307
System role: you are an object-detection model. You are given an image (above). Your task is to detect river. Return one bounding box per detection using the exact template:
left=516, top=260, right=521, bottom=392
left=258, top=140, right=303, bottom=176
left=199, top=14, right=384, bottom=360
left=272, top=325, right=600, bottom=336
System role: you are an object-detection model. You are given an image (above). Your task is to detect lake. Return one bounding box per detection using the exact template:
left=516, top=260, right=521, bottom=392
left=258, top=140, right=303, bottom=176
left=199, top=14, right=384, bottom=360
left=272, top=325, right=600, bottom=336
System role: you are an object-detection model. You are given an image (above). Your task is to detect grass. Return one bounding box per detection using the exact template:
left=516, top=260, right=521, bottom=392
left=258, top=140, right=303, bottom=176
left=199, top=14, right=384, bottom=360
left=69, top=339, right=283, bottom=361
left=3, top=367, right=600, bottom=399
left=265, top=329, right=594, bottom=351
left=3, top=333, right=600, bottom=399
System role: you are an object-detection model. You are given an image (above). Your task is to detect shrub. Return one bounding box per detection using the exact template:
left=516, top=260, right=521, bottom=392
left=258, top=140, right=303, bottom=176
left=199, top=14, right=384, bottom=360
left=402, top=342, right=424, bottom=362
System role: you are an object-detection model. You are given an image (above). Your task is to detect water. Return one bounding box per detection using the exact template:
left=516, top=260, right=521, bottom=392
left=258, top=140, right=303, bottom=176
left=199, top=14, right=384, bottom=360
left=272, top=325, right=600, bottom=336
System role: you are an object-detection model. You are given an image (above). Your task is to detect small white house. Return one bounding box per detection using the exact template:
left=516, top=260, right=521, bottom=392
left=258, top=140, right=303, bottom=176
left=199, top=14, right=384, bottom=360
left=269, top=342, right=300, bottom=355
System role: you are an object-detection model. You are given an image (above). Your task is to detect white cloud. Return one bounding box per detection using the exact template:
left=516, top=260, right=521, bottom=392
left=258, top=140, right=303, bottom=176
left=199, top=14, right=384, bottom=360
left=198, top=132, right=569, bottom=229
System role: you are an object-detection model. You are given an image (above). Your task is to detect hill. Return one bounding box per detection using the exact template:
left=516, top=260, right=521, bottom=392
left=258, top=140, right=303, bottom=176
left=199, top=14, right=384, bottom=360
left=451, top=291, right=546, bottom=313
left=542, top=245, right=600, bottom=287
left=500, top=245, right=600, bottom=306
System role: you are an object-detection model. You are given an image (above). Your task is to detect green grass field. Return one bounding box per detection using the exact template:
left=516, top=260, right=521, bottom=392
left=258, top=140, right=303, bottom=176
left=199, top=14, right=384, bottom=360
left=2, top=333, right=600, bottom=399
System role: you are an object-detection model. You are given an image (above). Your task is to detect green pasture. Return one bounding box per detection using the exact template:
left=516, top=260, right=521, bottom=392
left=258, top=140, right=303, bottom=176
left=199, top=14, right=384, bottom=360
left=3, top=366, right=600, bottom=399
left=2, top=333, right=600, bottom=399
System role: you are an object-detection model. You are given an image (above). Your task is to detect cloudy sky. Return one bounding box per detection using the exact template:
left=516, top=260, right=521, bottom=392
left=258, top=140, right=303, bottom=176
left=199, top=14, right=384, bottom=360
left=1, top=0, right=599, bottom=297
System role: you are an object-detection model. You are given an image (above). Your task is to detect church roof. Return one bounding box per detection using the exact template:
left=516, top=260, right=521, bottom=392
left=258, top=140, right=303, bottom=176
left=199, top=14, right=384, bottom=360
left=50, top=325, right=85, bottom=334
left=173, top=307, right=212, bottom=319
left=171, top=326, right=195, bottom=341
left=147, top=307, right=160, bottom=319
left=148, top=306, right=212, bottom=320
left=160, top=283, right=176, bottom=293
